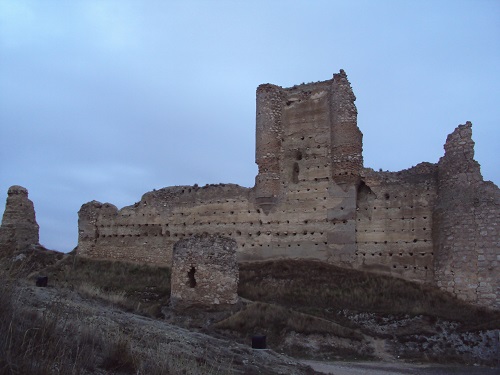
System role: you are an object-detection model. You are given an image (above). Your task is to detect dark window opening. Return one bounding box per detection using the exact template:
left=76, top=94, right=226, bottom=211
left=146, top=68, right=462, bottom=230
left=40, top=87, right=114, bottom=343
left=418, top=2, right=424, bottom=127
left=187, top=267, right=197, bottom=288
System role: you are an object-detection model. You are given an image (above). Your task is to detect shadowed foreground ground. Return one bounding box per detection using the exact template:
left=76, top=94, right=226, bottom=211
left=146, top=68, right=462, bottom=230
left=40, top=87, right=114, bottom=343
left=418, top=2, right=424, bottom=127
left=1, top=250, right=499, bottom=374
left=302, top=360, right=500, bottom=375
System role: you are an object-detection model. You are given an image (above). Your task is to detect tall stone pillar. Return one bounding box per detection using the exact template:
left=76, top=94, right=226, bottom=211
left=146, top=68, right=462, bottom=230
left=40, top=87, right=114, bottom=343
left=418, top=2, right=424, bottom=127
left=330, top=69, right=363, bottom=185
left=255, top=83, right=284, bottom=213
left=77, top=201, right=102, bottom=257
left=327, top=70, right=363, bottom=264
left=0, top=185, right=40, bottom=254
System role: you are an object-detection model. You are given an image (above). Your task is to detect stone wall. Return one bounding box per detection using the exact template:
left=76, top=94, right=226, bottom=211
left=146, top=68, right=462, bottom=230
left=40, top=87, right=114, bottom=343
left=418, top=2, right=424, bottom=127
left=77, top=71, right=500, bottom=310
left=355, top=164, right=438, bottom=282
left=0, top=185, right=39, bottom=255
left=78, top=184, right=253, bottom=265
left=170, top=234, right=238, bottom=307
left=433, top=123, right=500, bottom=309
left=77, top=71, right=440, bottom=282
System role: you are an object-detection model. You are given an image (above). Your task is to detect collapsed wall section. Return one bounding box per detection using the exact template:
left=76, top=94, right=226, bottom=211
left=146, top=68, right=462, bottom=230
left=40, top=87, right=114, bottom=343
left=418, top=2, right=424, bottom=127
left=433, top=122, right=500, bottom=309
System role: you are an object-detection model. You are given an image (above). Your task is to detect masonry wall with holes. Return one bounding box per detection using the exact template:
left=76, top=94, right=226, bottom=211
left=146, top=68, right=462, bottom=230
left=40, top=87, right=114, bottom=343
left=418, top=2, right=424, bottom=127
left=78, top=74, right=356, bottom=270
left=78, top=72, right=435, bottom=282
left=77, top=180, right=340, bottom=267
left=78, top=184, right=255, bottom=266
left=77, top=72, right=500, bottom=309
left=354, top=165, right=438, bottom=283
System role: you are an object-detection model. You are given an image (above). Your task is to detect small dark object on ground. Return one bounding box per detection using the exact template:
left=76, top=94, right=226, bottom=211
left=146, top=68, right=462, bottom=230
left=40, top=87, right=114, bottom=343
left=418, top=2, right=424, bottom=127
left=252, top=335, right=266, bottom=349
left=36, top=276, right=48, bottom=287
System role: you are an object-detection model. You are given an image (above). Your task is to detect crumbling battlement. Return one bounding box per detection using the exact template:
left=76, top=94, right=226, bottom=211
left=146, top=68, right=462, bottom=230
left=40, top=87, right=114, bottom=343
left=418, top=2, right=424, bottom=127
left=433, top=123, right=500, bottom=309
left=78, top=184, right=252, bottom=265
left=76, top=71, right=500, bottom=310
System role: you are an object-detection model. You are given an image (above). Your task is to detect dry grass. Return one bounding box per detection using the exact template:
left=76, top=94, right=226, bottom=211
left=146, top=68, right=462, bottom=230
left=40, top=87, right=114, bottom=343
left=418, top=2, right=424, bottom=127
left=136, top=345, right=235, bottom=375
left=45, top=255, right=171, bottom=317
left=238, top=259, right=500, bottom=329
left=77, top=282, right=127, bottom=305
left=4, top=251, right=498, bottom=370
left=0, top=279, right=235, bottom=375
left=38, top=254, right=500, bottom=327
left=1, top=245, right=64, bottom=279
left=215, top=301, right=362, bottom=346
left=0, top=281, right=103, bottom=374
left=0, top=253, right=239, bottom=374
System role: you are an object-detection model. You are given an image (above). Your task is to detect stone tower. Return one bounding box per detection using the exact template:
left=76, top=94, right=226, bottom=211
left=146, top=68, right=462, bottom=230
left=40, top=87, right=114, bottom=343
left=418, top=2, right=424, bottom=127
left=170, top=234, right=239, bottom=308
left=255, top=70, right=363, bottom=214
left=254, top=70, right=362, bottom=262
left=0, top=185, right=40, bottom=254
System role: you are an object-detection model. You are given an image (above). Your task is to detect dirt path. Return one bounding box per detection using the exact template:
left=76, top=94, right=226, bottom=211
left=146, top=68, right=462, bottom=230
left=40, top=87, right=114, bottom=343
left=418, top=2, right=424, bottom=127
left=301, top=360, right=500, bottom=375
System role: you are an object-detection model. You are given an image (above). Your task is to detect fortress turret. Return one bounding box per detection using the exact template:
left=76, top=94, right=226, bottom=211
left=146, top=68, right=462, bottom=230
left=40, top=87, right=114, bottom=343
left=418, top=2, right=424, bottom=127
left=330, top=69, right=363, bottom=186
left=254, top=83, right=284, bottom=213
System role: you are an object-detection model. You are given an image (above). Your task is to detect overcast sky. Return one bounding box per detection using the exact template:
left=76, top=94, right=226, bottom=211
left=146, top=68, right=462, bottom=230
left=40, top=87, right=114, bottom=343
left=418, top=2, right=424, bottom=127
left=0, top=0, right=499, bottom=252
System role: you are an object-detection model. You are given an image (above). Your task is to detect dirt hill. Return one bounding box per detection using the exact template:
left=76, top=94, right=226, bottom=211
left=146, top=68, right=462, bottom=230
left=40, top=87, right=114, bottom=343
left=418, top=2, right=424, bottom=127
left=0, top=248, right=499, bottom=374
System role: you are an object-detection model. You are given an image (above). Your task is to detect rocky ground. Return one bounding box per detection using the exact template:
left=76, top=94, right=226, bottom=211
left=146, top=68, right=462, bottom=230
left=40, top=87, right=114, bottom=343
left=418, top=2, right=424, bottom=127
left=302, top=360, right=500, bottom=375
left=11, top=280, right=318, bottom=375
left=10, top=280, right=500, bottom=375
left=2, top=250, right=499, bottom=374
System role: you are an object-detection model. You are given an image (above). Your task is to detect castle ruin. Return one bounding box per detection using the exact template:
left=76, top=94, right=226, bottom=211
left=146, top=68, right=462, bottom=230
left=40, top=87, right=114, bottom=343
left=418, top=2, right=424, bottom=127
left=170, top=234, right=238, bottom=308
left=0, top=185, right=40, bottom=255
left=77, top=70, right=500, bottom=310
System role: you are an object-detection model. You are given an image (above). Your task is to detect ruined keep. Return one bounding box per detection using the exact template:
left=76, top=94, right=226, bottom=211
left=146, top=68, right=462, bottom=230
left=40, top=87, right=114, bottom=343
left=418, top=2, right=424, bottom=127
left=170, top=234, right=238, bottom=308
left=0, top=185, right=40, bottom=255
left=77, top=70, right=500, bottom=310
